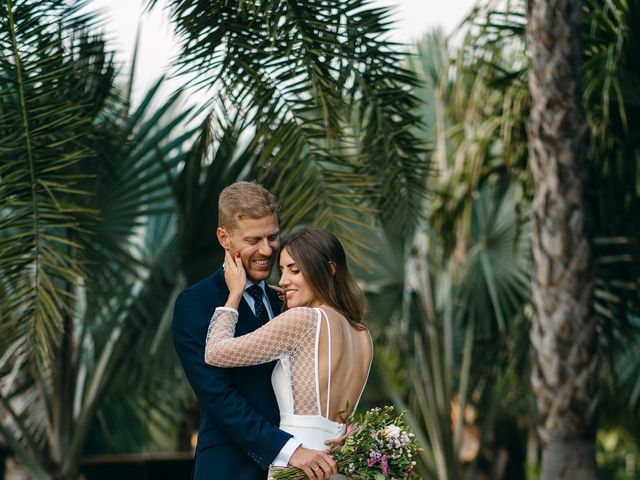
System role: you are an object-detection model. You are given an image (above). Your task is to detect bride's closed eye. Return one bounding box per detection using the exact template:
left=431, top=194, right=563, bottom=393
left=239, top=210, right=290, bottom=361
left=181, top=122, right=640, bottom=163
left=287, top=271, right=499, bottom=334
left=278, top=265, right=300, bottom=275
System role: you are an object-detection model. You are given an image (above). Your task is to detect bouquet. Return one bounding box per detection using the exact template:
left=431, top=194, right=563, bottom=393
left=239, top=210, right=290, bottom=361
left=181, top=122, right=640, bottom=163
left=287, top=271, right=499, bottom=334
left=273, top=406, right=418, bottom=479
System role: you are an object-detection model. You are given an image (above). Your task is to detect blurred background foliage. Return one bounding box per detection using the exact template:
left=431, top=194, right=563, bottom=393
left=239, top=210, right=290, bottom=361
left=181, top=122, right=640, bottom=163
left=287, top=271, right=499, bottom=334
left=1, top=0, right=639, bottom=479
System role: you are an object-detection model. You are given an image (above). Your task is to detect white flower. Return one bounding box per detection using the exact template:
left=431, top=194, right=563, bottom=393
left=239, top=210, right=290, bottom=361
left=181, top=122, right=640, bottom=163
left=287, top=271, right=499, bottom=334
left=383, top=425, right=402, bottom=438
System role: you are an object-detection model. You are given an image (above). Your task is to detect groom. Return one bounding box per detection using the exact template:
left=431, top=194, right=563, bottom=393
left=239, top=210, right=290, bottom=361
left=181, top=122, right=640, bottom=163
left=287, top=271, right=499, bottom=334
left=173, top=181, right=335, bottom=480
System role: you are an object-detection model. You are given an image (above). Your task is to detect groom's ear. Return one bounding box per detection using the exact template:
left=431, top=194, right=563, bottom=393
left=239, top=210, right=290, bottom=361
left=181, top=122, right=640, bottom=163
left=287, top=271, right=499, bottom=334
left=216, top=227, right=229, bottom=250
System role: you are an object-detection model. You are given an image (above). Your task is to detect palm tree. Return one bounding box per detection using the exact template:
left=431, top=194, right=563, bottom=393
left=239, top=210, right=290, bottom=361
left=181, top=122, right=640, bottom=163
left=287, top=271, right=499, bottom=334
left=0, top=0, right=105, bottom=372
left=361, top=184, right=531, bottom=480
left=366, top=1, right=640, bottom=476
left=526, top=1, right=598, bottom=477
left=350, top=29, right=532, bottom=479
left=412, top=0, right=640, bottom=477
left=356, top=28, right=533, bottom=480
left=0, top=2, right=200, bottom=477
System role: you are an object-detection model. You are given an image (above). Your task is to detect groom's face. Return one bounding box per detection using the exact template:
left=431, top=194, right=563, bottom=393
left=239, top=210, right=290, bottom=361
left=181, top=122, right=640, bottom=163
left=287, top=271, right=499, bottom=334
left=217, top=214, right=280, bottom=283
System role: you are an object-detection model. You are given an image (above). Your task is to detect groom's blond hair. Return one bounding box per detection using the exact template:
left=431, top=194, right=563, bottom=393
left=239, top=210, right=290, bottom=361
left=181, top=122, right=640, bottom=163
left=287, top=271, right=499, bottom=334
left=218, top=181, right=278, bottom=231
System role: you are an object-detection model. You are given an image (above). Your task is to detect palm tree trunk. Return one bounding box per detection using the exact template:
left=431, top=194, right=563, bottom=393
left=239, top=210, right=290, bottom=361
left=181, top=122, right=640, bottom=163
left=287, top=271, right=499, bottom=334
left=525, top=1, right=599, bottom=479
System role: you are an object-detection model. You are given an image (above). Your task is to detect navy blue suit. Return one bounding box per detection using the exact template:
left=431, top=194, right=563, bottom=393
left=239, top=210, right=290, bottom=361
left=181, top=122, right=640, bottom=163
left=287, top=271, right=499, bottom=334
left=173, top=268, right=291, bottom=479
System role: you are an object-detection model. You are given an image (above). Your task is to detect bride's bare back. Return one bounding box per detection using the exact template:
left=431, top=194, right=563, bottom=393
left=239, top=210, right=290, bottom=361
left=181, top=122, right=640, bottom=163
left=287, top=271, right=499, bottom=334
left=316, top=306, right=372, bottom=422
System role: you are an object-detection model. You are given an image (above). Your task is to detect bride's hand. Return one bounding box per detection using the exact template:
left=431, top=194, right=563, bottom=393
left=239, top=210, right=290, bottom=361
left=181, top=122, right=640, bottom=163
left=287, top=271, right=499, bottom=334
left=324, top=423, right=353, bottom=447
left=223, top=250, right=245, bottom=309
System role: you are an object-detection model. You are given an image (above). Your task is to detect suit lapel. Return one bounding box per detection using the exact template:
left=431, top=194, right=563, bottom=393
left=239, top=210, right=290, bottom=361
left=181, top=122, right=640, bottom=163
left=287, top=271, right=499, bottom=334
left=237, top=299, right=262, bottom=335
left=212, top=268, right=283, bottom=333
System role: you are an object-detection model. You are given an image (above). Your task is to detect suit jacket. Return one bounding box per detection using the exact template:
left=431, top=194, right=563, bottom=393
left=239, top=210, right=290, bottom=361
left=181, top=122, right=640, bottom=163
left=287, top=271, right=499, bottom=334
left=173, top=267, right=291, bottom=480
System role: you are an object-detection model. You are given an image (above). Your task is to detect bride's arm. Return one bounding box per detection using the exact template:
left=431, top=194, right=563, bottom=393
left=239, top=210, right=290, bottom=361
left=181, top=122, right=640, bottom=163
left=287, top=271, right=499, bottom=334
left=204, top=306, right=317, bottom=367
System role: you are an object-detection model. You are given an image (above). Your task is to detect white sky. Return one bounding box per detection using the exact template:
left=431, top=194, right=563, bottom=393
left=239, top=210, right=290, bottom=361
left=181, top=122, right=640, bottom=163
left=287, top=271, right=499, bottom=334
left=91, top=0, right=472, bottom=105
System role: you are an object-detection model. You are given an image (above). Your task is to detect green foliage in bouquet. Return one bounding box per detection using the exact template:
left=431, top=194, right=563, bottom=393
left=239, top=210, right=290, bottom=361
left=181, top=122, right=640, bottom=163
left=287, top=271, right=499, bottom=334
left=274, top=406, right=418, bottom=480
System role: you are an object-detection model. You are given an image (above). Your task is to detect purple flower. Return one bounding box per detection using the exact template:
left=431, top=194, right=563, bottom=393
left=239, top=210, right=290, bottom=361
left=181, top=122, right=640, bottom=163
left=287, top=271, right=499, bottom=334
left=368, top=450, right=382, bottom=467
left=381, top=455, right=390, bottom=476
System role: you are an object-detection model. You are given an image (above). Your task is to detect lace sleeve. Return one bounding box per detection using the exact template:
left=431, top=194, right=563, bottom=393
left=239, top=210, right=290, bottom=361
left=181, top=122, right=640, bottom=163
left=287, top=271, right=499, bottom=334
left=204, top=306, right=318, bottom=367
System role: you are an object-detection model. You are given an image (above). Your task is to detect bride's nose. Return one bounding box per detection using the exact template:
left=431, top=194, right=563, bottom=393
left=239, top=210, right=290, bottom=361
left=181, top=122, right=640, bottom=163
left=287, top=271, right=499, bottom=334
left=279, top=271, right=290, bottom=287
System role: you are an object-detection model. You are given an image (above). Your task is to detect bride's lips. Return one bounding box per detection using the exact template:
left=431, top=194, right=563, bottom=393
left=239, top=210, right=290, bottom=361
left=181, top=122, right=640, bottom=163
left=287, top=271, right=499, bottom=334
left=284, top=289, right=297, bottom=299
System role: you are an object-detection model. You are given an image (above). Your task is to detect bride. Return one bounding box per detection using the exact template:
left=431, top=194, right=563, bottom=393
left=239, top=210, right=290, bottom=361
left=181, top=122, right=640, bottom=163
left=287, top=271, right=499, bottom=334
left=205, top=227, right=373, bottom=480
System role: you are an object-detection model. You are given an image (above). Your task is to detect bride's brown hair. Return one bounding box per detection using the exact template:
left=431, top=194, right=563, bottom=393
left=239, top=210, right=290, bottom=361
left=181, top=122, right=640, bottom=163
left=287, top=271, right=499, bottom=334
left=280, top=227, right=368, bottom=330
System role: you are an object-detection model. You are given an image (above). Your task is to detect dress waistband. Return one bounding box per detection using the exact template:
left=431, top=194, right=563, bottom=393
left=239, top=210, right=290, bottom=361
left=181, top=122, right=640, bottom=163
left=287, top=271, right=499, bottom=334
left=279, top=413, right=345, bottom=436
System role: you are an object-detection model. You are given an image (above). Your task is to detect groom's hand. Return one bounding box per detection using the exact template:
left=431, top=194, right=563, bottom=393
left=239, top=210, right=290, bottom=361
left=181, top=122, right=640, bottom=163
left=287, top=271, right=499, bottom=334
left=289, top=446, right=337, bottom=480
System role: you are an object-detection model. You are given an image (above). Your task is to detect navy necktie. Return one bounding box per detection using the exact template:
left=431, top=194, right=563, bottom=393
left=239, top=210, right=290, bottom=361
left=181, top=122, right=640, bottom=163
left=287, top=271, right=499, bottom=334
left=247, top=284, right=269, bottom=325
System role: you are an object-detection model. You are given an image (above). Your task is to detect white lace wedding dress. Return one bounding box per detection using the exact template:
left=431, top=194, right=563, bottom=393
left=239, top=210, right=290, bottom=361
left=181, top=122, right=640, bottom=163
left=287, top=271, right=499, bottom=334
left=205, top=306, right=372, bottom=479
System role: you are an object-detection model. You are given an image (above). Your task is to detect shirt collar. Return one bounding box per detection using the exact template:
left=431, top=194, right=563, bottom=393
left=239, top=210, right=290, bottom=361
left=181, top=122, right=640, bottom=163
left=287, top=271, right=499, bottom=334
left=244, top=279, right=266, bottom=293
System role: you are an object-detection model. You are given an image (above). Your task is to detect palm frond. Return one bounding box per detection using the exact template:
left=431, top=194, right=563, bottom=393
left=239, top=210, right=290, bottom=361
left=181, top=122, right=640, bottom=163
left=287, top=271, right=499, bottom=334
left=74, top=214, right=187, bottom=457
left=151, top=0, right=427, bottom=229
left=456, top=182, right=530, bottom=334
left=583, top=0, right=640, bottom=234
left=77, top=77, right=198, bottom=297
left=0, top=0, right=109, bottom=367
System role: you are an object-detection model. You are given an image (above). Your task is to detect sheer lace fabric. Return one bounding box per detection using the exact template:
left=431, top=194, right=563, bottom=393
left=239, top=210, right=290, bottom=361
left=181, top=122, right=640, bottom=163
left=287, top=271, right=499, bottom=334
left=205, top=306, right=324, bottom=416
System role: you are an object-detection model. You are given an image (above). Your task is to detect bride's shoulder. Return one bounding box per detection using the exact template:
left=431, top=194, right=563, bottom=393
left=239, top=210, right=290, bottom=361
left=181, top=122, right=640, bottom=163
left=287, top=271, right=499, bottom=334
left=278, top=307, right=320, bottom=323
left=316, top=305, right=349, bottom=324
left=270, top=308, right=319, bottom=333
left=286, top=306, right=318, bottom=313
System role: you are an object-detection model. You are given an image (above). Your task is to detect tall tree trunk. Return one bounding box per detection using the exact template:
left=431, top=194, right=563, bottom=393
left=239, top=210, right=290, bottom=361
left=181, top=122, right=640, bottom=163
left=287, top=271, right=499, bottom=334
left=525, top=1, right=599, bottom=479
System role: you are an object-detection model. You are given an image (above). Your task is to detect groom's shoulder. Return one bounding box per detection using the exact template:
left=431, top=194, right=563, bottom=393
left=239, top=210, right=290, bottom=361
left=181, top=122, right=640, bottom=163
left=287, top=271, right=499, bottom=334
left=176, top=269, right=225, bottom=307
left=173, top=271, right=225, bottom=337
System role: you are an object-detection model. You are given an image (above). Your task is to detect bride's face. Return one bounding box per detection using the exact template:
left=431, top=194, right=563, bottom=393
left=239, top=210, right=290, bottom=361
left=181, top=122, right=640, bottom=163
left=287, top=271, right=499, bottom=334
left=278, top=248, right=318, bottom=308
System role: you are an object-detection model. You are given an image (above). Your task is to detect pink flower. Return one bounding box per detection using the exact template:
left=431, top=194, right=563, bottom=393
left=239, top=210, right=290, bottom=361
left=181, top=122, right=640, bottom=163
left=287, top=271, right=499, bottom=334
left=381, top=455, right=390, bottom=476
left=368, top=451, right=382, bottom=467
